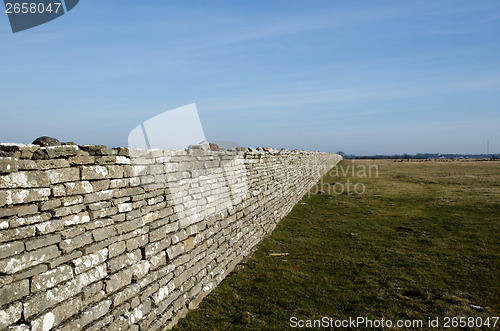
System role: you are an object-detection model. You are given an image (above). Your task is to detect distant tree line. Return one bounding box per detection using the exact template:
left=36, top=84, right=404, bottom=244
left=340, top=153, right=500, bottom=160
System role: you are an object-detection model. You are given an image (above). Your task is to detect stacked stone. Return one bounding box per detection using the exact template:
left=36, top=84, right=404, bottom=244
left=0, top=143, right=342, bottom=330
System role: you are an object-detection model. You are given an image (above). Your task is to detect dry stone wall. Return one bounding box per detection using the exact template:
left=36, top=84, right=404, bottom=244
left=0, top=143, right=342, bottom=330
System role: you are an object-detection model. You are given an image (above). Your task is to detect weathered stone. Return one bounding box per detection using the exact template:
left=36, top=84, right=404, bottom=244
left=9, top=212, right=51, bottom=228
left=110, top=178, right=130, bottom=189
left=79, top=300, right=111, bottom=328
left=117, top=203, right=132, bottom=213
left=95, top=194, right=118, bottom=212
left=83, top=190, right=114, bottom=204
left=81, top=165, right=109, bottom=180
left=25, top=233, right=61, bottom=251
left=92, top=225, right=117, bottom=241
left=23, top=263, right=107, bottom=318
left=0, top=245, right=60, bottom=274
left=115, top=218, right=145, bottom=235
left=32, top=136, right=61, bottom=147
left=166, top=243, right=185, bottom=260
left=0, top=241, right=24, bottom=259
left=108, top=249, right=141, bottom=273
left=105, top=266, right=133, bottom=293
left=152, top=280, right=176, bottom=305
left=0, top=144, right=39, bottom=159
left=92, top=179, right=111, bottom=192
left=144, top=237, right=170, bottom=259
left=17, top=159, right=38, bottom=170
left=31, top=264, right=74, bottom=292
left=61, top=212, right=90, bottom=226
left=80, top=145, right=116, bottom=156
left=88, top=206, right=118, bottom=220
left=209, top=143, right=221, bottom=151
left=51, top=184, right=66, bottom=197
left=150, top=251, right=167, bottom=270
left=0, top=204, right=37, bottom=218
left=59, top=232, right=93, bottom=253
left=35, top=218, right=64, bottom=235
left=60, top=195, right=84, bottom=206
left=37, top=159, right=70, bottom=170
left=0, top=226, right=36, bottom=243
left=48, top=250, right=82, bottom=269
left=0, top=302, right=23, bottom=329
left=0, top=280, right=29, bottom=306
left=68, top=155, right=95, bottom=165
left=132, top=260, right=150, bottom=280
left=72, top=248, right=108, bottom=274
left=82, top=236, right=118, bottom=255
left=1, top=188, right=51, bottom=205
left=12, top=263, right=48, bottom=281
left=124, top=298, right=151, bottom=324
left=106, top=165, right=124, bottom=178
left=0, top=171, right=49, bottom=189
left=84, top=218, right=113, bottom=231
left=44, top=145, right=81, bottom=158
left=30, top=296, right=82, bottom=331
left=111, top=284, right=140, bottom=307
left=8, top=324, right=30, bottom=331
left=82, top=281, right=105, bottom=306
left=0, top=157, right=18, bottom=174
left=39, top=198, right=62, bottom=211
left=0, top=148, right=342, bottom=330
left=126, top=234, right=149, bottom=252
left=53, top=204, right=85, bottom=217
left=108, top=241, right=126, bottom=258
left=45, top=167, right=80, bottom=185
left=64, top=181, right=93, bottom=195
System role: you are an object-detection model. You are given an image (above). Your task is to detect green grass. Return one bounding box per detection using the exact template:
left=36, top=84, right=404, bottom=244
left=174, top=160, right=500, bottom=330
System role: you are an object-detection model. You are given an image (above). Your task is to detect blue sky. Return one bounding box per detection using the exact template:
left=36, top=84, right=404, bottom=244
left=1, top=0, right=499, bottom=154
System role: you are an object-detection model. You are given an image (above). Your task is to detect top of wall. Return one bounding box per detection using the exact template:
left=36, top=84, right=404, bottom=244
left=0, top=143, right=329, bottom=164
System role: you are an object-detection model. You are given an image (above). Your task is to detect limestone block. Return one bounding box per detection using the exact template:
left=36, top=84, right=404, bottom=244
left=125, top=234, right=148, bottom=252
left=0, top=280, right=29, bottom=306
left=108, top=241, right=126, bottom=259
left=25, top=233, right=61, bottom=251
left=1, top=188, right=50, bottom=206
left=61, top=212, right=91, bottom=226
left=45, top=168, right=80, bottom=185
left=0, top=241, right=24, bottom=259
left=0, top=302, right=23, bottom=329
left=78, top=299, right=112, bottom=328
left=23, top=263, right=107, bottom=318
left=71, top=248, right=108, bottom=274
left=0, top=157, right=18, bottom=173
left=31, top=264, right=74, bottom=293
left=64, top=181, right=93, bottom=195
left=108, top=249, right=141, bottom=273
left=59, top=232, right=93, bottom=253
left=81, top=165, right=109, bottom=180
left=111, top=284, right=140, bottom=307
left=132, top=260, right=150, bottom=281
left=105, top=266, right=133, bottom=294
left=35, top=218, right=64, bottom=235
left=30, top=296, right=82, bottom=331
left=0, top=245, right=60, bottom=274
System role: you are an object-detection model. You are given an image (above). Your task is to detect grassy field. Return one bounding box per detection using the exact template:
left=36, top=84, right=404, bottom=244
left=174, top=160, right=500, bottom=330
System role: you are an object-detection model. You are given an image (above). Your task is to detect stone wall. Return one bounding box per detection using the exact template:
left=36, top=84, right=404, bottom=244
left=0, top=143, right=342, bottom=330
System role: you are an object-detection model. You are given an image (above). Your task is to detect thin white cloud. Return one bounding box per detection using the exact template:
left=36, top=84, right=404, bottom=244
left=200, top=74, right=500, bottom=114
